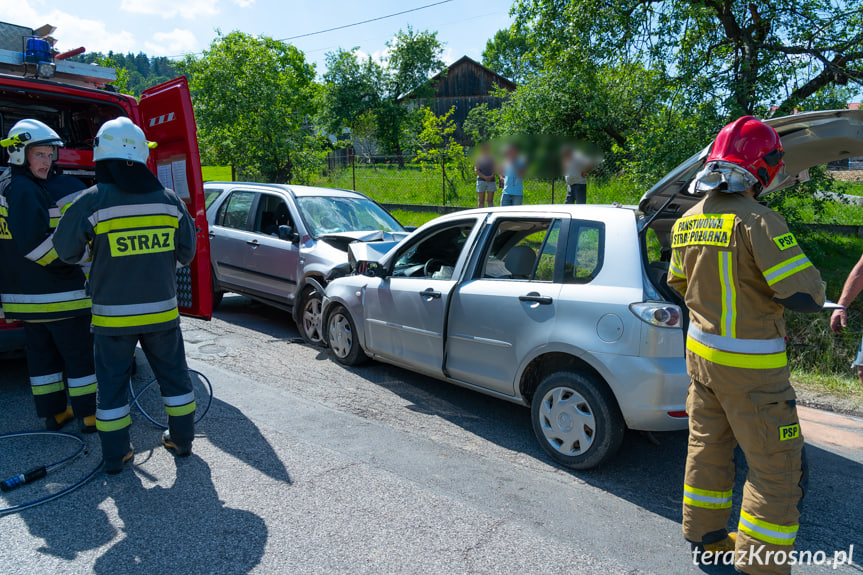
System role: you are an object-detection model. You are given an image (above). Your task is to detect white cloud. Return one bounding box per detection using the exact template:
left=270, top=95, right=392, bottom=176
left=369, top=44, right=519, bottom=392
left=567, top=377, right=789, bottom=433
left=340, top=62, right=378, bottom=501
left=441, top=47, right=457, bottom=66
left=2, top=0, right=137, bottom=53
left=232, top=0, right=254, bottom=6
left=145, top=29, right=198, bottom=57
left=120, top=0, right=218, bottom=20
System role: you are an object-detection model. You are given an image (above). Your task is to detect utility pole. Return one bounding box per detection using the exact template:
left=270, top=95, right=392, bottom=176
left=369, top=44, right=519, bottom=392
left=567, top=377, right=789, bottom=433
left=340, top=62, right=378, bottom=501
left=351, top=149, right=356, bottom=191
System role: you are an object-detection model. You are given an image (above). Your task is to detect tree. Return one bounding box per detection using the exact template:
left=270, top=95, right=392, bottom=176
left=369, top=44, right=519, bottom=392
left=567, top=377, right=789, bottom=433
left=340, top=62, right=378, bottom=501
left=414, top=107, right=469, bottom=204
left=179, top=31, right=324, bottom=183
left=482, top=28, right=534, bottom=84
left=318, top=26, right=446, bottom=164
left=512, top=0, right=863, bottom=117
left=463, top=103, right=499, bottom=146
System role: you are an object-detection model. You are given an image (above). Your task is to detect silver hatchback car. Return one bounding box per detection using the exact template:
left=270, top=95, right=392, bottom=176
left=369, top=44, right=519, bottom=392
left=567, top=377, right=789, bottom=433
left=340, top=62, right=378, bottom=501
left=322, top=205, right=690, bottom=469
left=205, top=182, right=407, bottom=343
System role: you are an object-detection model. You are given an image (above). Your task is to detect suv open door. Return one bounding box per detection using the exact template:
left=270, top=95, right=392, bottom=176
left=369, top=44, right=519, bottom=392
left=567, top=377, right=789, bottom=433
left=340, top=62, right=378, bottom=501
left=140, top=77, right=212, bottom=320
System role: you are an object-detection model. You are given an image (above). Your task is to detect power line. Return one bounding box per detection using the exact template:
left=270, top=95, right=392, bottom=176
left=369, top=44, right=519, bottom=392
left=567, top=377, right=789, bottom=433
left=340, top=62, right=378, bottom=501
left=277, top=0, right=456, bottom=42
left=167, top=0, right=456, bottom=59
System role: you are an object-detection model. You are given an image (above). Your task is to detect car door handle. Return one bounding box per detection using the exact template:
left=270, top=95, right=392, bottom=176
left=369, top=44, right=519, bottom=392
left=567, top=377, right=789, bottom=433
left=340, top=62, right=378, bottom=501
left=419, top=288, right=441, bottom=299
left=246, top=239, right=259, bottom=247
left=519, top=294, right=552, bottom=305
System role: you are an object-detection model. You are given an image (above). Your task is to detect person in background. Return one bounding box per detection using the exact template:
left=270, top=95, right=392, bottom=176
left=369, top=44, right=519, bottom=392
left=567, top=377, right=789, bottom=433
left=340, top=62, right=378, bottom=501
left=474, top=142, right=497, bottom=208
left=500, top=143, right=526, bottom=206
left=829, top=253, right=863, bottom=389
left=563, top=146, right=594, bottom=205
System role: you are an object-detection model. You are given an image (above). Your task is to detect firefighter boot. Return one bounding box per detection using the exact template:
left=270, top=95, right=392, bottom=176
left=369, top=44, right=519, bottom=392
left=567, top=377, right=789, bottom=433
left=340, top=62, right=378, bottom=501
left=46, top=406, right=74, bottom=431
left=162, top=429, right=192, bottom=457
left=79, top=415, right=97, bottom=434
left=104, top=447, right=134, bottom=475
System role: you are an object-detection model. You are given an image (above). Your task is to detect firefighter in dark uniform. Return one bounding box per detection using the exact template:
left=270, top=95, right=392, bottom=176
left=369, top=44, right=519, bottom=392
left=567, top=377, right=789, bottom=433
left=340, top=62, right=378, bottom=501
left=0, top=119, right=96, bottom=432
left=55, top=117, right=197, bottom=474
left=667, top=117, right=825, bottom=575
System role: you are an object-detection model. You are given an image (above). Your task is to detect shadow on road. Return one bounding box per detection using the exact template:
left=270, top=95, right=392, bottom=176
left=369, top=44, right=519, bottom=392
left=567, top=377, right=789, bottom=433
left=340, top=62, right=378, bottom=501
left=340, top=356, right=863, bottom=561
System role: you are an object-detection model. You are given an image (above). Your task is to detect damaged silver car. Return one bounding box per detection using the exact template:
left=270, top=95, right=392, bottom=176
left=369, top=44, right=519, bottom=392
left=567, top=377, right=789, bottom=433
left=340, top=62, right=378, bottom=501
left=204, top=182, right=408, bottom=343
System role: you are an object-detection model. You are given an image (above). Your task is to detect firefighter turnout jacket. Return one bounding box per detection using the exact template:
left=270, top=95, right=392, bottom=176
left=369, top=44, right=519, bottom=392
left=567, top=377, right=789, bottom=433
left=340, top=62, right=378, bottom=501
left=668, top=191, right=824, bottom=575
left=0, top=166, right=90, bottom=321
left=53, top=181, right=196, bottom=335
left=667, top=191, right=825, bottom=381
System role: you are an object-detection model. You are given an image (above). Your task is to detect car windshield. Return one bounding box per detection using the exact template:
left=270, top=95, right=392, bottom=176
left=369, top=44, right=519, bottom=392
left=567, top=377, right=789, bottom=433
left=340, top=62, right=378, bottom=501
left=296, top=196, right=403, bottom=238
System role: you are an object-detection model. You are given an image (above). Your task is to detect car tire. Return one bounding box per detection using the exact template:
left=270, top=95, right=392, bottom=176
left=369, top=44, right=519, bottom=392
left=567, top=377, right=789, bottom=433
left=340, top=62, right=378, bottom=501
left=299, top=286, right=325, bottom=346
left=530, top=371, right=625, bottom=470
left=211, top=268, right=224, bottom=309
left=326, top=305, right=367, bottom=366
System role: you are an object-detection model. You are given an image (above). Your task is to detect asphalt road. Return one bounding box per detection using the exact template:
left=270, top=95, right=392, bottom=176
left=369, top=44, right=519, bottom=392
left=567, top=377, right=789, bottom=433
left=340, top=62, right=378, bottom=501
left=1, top=293, right=861, bottom=574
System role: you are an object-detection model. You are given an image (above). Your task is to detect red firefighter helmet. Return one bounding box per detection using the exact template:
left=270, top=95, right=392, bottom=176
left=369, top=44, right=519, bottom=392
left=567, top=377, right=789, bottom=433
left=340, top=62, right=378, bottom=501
left=706, top=116, right=785, bottom=188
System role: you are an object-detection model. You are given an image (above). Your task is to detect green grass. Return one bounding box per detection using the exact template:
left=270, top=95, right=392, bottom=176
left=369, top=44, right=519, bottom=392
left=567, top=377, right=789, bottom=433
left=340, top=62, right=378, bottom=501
left=388, top=210, right=439, bottom=228
left=201, top=166, right=232, bottom=182
left=309, top=166, right=642, bottom=208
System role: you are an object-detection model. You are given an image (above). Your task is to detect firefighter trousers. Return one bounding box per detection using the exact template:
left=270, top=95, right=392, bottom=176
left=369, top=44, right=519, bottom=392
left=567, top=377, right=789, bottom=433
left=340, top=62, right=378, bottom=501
left=23, top=316, right=97, bottom=420
left=94, top=327, right=195, bottom=463
left=683, top=377, right=806, bottom=575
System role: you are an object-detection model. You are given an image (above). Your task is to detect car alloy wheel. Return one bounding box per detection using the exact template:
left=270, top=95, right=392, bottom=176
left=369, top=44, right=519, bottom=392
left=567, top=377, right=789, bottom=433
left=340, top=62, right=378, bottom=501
left=538, top=386, right=596, bottom=456
left=328, top=311, right=353, bottom=359
left=302, top=292, right=323, bottom=344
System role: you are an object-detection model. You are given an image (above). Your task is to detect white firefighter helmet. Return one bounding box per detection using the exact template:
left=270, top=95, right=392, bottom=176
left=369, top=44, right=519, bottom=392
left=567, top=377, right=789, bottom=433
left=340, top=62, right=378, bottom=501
left=93, top=116, right=156, bottom=165
left=2, top=119, right=64, bottom=166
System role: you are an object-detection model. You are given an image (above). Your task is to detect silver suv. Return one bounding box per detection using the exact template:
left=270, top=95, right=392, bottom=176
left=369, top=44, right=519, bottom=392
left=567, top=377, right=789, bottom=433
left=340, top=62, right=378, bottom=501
left=205, top=182, right=407, bottom=343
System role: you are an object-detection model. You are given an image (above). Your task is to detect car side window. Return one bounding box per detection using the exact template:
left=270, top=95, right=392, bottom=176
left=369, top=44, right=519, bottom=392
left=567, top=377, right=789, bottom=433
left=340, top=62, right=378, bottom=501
left=391, top=222, right=475, bottom=279
left=216, top=191, right=255, bottom=231
left=204, top=188, right=223, bottom=210
left=481, top=219, right=560, bottom=281
left=253, top=194, right=294, bottom=237
left=564, top=221, right=605, bottom=284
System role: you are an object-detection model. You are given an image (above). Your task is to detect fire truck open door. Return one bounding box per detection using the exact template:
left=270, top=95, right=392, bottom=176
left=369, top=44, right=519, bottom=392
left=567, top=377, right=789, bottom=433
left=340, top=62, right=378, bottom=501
left=140, top=77, right=212, bottom=320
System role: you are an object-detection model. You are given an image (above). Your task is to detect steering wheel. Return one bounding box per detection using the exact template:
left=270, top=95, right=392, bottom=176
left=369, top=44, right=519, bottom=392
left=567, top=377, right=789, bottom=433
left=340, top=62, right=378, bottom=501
left=424, top=258, right=447, bottom=277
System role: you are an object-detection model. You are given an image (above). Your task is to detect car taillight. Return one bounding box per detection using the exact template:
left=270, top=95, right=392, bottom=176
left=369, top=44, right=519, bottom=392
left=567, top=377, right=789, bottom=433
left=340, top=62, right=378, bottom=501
left=629, top=302, right=682, bottom=329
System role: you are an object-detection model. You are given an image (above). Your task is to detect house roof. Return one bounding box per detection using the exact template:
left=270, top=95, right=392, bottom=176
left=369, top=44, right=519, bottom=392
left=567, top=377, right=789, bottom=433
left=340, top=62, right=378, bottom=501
left=399, top=55, right=517, bottom=101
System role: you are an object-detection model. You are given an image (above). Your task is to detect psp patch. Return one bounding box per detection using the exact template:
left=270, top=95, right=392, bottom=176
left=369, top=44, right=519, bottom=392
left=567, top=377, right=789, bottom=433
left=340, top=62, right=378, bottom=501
left=773, top=233, right=798, bottom=251
left=779, top=423, right=800, bottom=441
left=672, top=214, right=735, bottom=249
left=108, top=228, right=174, bottom=257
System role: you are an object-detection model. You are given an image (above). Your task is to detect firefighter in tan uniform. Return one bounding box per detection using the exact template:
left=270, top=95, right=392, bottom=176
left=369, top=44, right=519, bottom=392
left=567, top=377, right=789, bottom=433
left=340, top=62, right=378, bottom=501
left=667, top=116, right=825, bottom=575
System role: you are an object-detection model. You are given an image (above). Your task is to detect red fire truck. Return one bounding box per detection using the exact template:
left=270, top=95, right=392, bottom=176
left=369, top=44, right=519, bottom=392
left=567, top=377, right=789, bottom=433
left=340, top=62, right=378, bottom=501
left=0, top=21, right=212, bottom=355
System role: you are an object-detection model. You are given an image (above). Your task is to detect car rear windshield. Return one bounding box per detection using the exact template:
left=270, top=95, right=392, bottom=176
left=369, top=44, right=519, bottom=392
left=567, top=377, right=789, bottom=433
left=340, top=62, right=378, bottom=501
left=296, top=196, right=403, bottom=238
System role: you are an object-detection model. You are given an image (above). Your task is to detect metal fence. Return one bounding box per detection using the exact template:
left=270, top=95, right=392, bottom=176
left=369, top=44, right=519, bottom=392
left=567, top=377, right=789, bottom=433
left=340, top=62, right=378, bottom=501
left=313, top=150, right=565, bottom=208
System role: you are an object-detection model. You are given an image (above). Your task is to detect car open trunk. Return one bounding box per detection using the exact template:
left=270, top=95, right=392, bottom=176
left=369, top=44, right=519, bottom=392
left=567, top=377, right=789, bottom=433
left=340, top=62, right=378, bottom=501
left=638, top=109, right=863, bottom=301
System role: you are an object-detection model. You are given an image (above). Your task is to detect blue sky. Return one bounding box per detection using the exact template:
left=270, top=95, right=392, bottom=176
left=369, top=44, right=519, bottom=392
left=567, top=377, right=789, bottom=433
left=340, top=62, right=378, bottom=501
left=2, top=0, right=516, bottom=73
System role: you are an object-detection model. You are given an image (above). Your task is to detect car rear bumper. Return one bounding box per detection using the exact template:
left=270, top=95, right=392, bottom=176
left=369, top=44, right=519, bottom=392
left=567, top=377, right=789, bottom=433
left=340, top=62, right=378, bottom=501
left=592, top=353, right=690, bottom=432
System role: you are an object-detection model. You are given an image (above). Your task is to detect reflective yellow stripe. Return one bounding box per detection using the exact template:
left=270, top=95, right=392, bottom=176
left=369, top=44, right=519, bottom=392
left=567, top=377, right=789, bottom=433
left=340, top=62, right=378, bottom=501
left=32, top=382, right=65, bottom=395
left=719, top=251, right=736, bottom=338
left=687, top=337, right=787, bottom=369
left=763, top=254, right=813, bottom=286
left=165, top=401, right=196, bottom=417
left=68, top=382, right=97, bottom=397
left=739, top=511, right=798, bottom=546
left=92, top=307, right=179, bottom=328
left=683, top=485, right=733, bottom=509
left=49, top=217, right=60, bottom=227
left=96, top=415, right=131, bottom=432
left=3, top=298, right=91, bottom=314
left=35, top=247, right=58, bottom=266
left=94, top=215, right=179, bottom=235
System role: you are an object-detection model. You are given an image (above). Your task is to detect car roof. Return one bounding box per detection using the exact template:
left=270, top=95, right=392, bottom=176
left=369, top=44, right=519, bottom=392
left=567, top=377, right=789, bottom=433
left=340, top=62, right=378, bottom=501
left=203, top=181, right=371, bottom=200
left=432, top=204, right=636, bottom=220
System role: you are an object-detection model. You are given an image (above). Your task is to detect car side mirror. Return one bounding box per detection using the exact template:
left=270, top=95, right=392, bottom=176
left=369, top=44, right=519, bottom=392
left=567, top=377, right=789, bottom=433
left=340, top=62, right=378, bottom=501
left=278, top=225, right=299, bottom=242
left=356, top=260, right=386, bottom=278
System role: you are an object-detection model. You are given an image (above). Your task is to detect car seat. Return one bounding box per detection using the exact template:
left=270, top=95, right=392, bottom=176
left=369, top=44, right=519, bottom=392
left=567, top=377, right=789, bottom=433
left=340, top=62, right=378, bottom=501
left=265, top=203, right=291, bottom=236
left=504, top=245, right=537, bottom=279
